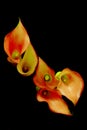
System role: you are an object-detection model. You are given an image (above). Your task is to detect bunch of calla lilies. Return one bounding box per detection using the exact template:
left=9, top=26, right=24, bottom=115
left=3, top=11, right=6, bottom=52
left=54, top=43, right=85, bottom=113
left=3, top=18, right=84, bottom=116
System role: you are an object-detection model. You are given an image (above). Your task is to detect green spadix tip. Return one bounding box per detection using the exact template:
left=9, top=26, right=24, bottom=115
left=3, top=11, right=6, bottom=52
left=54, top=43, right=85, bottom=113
left=55, top=71, right=61, bottom=80
left=12, top=50, right=20, bottom=59
left=61, top=74, right=69, bottom=84
left=44, top=74, right=51, bottom=81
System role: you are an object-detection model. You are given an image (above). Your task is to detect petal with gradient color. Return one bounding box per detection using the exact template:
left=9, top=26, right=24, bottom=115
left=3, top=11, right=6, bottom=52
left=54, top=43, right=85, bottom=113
left=17, top=43, right=38, bottom=76
left=55, top=68, right=84, bottom=105
left=4, top=18, right=30, bottom=64
left=37, top=88, right=71, bottom=116
left=33, top=57, right=58, bottom=89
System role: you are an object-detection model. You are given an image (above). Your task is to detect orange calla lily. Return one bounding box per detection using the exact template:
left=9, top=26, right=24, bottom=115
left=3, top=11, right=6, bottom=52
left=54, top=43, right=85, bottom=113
left=17, top=43, right=38, bottom=76
left=33, top=57, right=58, bottom=89
left=2, top=17, right=84, bottom=116
left=35, top=67, right=84, bottom=115
left=4, top=18, right=30, bottom=64
left=36, top=88, right=72, bottom=116
left=55, top=68, right=84, bottom=105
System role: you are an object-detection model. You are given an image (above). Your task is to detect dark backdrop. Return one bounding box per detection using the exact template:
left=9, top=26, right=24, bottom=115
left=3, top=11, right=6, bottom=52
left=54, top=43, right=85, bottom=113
left=0, top=5, right=86, bottom=130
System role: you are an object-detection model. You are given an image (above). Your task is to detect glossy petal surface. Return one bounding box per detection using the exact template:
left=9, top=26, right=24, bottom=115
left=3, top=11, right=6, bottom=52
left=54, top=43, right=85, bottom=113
left=17, top=43, right=38, bottom=76
left=4, top=18, right=30, bottom=63
left=33, top=57, right=58, bottom=89
left=55, top=68, right=84, bottom=105
left=37, top=88, right=71, bottom=115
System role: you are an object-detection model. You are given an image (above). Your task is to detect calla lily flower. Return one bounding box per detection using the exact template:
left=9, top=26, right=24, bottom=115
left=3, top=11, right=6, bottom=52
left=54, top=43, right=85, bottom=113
left=34, top=67, right=84, bottom=115
left=33, top=57, right=58, bottom=89
left=4, top=18, right=30, bottom=64
left=36, top=87, right=72, bottom=116
left=17, top=43, right=38, bottom=76
left=55, top=68, right=84, bottom=105
left=2, top=17, right=84, bottom=116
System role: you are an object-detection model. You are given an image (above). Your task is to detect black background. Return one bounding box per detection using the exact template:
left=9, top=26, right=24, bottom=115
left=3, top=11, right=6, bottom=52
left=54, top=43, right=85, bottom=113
left=0, top=3, right=86, bottom=130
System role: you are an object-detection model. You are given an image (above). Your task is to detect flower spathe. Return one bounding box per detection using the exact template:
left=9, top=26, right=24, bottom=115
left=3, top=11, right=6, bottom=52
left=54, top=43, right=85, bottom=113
left=17, top=42, right=38, bottom=76
left=2, top=17, right=84, bottom=116
left=36, top=88, right=72, bottom=116
left=4, top=18, right=30, bottom=64
left=55, top=68, right=84, bottom=105
left=34, top=67, right=84, bottom=115
left=33, top=57, right=58, bottom=89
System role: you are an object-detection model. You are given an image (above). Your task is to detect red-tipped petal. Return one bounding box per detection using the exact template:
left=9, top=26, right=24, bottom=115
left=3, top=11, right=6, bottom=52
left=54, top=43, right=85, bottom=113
left=4, top=18, right=30, bottom=64
left=37, top=88, right=72, bottom=116
left=55, top=68, right=84, bottom=105
left=33, top=57, right=58, bottom=89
